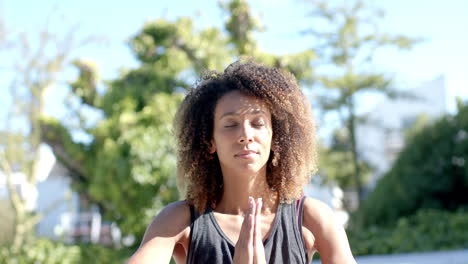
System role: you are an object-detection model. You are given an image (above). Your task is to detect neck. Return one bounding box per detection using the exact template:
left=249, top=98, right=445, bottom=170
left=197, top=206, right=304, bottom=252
left=215, top=166, right=278, bottom=215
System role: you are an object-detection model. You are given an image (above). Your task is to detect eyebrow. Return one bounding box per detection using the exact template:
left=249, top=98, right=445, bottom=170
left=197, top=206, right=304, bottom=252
left=219, top=110, right=267, bottom=119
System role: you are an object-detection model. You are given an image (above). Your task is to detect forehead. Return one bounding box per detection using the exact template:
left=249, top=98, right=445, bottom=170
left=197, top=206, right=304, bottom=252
left=214, top=91, right=270, bottom=118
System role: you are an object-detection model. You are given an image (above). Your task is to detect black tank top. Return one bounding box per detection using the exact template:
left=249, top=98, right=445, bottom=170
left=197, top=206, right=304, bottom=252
left=186, top=197, right=308, bottom=263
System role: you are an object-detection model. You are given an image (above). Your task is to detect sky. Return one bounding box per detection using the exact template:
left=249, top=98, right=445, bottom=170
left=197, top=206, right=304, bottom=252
left=1, top=0, right=468, bottom=135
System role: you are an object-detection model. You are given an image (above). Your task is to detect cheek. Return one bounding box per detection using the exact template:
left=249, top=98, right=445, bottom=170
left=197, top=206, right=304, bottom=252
left=213, top=129, right=231, bottom=142
left=212, top=130, right=232, bottom=153
left=259, top=129, right=273, bottom=148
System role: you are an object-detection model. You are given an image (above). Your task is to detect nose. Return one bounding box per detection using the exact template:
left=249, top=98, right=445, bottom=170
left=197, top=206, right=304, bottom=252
left=238, top=123, right=254, bottom=144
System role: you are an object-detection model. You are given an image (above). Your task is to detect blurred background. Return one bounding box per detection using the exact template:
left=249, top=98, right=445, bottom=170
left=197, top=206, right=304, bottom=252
left=1, top=0, right=467, bottom=263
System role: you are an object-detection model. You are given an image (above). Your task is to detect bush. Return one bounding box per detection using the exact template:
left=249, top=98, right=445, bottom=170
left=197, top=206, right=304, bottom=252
left=358, top=102, right=468, bottom=226
left=0, top=239, right=133, bottom=264
left=348, top=209, right=468, bottom=256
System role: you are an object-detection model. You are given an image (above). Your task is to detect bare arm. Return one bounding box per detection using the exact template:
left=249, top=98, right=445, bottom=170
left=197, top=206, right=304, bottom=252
left=128, top=201, right=191, bottom=264
left=302, top=198, right=356, bottom=264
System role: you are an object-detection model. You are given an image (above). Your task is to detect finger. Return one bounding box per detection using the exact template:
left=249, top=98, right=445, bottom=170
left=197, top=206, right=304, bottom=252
left=254, top=198, right=262, bottom=244
left=249, top=196, right=256, bottom=240
left=240, top=196, right=255, bottom=244
left=241, top=196, right=253, bottom=229
left=254, top=198, right=266, bottom=264
left=233, top=196, right=255, bottom=264
left=255, top=198, right=262, bottom=220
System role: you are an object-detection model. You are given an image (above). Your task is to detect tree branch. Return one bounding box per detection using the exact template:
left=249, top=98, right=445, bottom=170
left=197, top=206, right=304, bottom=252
left=0, top=154, right=24, bottom=215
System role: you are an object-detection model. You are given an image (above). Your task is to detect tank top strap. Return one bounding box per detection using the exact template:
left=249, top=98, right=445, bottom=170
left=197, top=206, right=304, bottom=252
left=295, top=195, right=308, bottom=260
left=296, top=195, right=306, bottom=229
left=189, top=204, right=196, bottom=223
left=187, top=203, right=200, bottom=264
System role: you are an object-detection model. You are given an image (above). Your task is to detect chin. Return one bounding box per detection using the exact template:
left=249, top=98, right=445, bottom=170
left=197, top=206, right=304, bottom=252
left=220, top=157, right=268, bottom=174
left=236, top=162, right=267, bottom=174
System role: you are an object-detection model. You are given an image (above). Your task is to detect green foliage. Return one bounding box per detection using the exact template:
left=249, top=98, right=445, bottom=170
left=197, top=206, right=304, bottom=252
left=221, top=0, right=261, bottom=55
left=87, top=92, right=183, bottom=236
left=358, top=102, right=468, bottom=225
left=70, top=60, right=99, bottom=106
left=348, top=209, right=468, bottom=255
left=402, top=113, right=430, bottom=142
left=0, top=239, right=133, bottom=264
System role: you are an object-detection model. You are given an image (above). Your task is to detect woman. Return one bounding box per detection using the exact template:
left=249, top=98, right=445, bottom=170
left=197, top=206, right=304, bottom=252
left=129, top=61, right=356, bottom=263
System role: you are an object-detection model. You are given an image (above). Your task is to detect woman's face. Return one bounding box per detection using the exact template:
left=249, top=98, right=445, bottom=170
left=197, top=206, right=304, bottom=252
left=211, top=90, right=273, bottom=175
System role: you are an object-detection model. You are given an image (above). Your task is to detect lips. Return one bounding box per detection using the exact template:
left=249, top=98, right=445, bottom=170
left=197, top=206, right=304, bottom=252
left=235, top=150, right=259, bottom=159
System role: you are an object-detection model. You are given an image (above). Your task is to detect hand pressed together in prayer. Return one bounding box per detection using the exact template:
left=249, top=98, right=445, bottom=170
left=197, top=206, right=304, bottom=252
left=233, top=197, right=266, bottom=264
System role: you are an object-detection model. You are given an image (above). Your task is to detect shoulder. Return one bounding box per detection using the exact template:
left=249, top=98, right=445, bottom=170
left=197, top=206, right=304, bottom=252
left=143, top=200, right=191, bottom=243
left=301, top=197, right=336, bottom=246
left=302, top=197, right=335, bottom=231
left=129, top=200, right=192, bottom=263
left=302, top=197, right=356, bottom=264
left=153, top=200, right=191, bottom=224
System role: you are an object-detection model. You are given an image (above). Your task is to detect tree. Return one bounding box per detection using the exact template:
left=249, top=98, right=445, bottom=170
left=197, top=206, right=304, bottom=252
left=357, top=101, right=468, bottom=225
left=318, top=128, right=372, bottom=189
left=40, top=0, right=316, bottom=242
left=0, top=15, right=96, bottom=252
left=303, top=0, right=419, bottom=201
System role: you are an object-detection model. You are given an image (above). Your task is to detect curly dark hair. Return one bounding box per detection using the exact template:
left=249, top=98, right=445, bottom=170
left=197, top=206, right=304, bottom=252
left=174, top=60, right=317, bottom=213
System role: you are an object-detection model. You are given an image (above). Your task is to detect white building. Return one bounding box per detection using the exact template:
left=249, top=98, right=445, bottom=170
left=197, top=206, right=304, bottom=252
left=0, top=145, right=119, bottom=245
left=356, top=75, right=447, bottom=191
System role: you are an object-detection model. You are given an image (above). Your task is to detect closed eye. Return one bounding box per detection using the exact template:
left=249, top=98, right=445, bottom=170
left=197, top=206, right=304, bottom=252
left=252, top=118, right=266, bottom=127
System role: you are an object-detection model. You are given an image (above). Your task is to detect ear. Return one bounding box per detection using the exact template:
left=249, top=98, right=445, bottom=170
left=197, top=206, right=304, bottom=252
left=209, top=140, right=216, bottom=154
